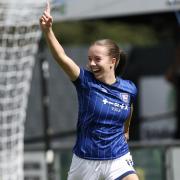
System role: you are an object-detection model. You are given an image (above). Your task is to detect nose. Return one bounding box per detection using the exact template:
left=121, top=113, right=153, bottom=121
left=90, top=60, right=96, bottom=66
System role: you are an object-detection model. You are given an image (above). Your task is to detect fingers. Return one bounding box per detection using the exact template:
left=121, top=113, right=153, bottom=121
left=39, top=13, right=53, bottom=27
left=40, top=15, right=48, bottom=23
left=43, top=11, right=51, bottom=19
left=40, top=11, right=52, bottom=22
left=124, top=132, right=129, bottom=141
left=39, top=0, right=52, bottom=28
left=46, top=0, right=50, bottom=15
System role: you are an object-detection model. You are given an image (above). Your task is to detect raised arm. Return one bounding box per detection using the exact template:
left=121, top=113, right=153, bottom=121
left=39, top=1, right=80, bottom=81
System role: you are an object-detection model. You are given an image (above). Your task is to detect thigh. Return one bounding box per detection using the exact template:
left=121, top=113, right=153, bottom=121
left=122, top=174, right=139, bottom=180
left=67, top=154, right=101, bottom=180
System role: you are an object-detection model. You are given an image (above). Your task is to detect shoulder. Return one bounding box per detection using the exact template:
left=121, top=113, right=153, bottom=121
left=118, top=78, right=137, bottom=96
left=73, top=67, right=95, bottom=86
left=81, top=67, right=93, bottom=77
left=79, top=67, right=94, bottom=80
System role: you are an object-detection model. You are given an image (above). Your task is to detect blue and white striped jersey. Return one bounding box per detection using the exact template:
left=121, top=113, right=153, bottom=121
left=72, top=68, right=137, bottom=160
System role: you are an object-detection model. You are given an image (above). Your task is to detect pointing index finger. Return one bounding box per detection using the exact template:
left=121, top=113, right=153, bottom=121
left=46, top=0, right=51, bottom=14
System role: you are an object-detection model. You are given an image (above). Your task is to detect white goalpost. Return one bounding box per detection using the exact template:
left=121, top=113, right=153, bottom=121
left=0, top=0, right=44, bottom=179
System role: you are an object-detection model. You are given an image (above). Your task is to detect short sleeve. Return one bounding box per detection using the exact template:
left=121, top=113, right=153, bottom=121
left=130, top=81, right=137, bottom=104
left=72, top=67, right=93, bottom=88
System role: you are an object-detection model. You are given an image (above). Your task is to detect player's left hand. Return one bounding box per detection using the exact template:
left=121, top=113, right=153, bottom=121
left=124, top=132, right=129, bottom=141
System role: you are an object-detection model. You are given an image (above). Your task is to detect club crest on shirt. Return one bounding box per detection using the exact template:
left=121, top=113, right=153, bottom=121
left=120, top=93, right=130, bottom=103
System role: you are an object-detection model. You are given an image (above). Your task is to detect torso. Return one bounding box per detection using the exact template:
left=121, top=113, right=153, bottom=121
left=72, top=68, right=137, bottom=160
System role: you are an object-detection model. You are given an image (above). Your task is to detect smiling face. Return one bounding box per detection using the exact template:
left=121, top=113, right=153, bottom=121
left=88, top=44, right=116, bottom=83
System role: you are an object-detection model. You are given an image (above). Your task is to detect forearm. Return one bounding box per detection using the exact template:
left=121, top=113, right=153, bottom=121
left=124, top=117, right=131, bottom=141
left=43, top=28, right=80, bottom=80
left=125, top=104, right=133, bottom=131
left=44, top=28, right=67, bottom=64
left=124, top=119, right=130, bottom=133
left=40, top=2, right=80, bottom=80
left=124, top=104, right=133, bottom=140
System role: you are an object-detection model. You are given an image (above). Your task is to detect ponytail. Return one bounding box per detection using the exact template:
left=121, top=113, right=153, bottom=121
left=115, top=50, right=127, bottom=77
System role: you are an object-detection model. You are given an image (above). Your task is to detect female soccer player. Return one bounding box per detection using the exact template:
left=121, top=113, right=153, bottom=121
left=40, top=2, right=139, bottom=180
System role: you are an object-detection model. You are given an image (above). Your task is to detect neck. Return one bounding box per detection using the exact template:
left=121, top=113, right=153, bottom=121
left=99, top=74, right=116, bottom=85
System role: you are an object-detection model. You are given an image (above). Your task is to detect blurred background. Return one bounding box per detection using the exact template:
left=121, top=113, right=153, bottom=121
left=5, top=0, right=180, bottom=179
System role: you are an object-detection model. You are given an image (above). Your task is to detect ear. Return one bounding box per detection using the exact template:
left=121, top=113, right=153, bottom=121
left=111, top=58, right=116, bottom=65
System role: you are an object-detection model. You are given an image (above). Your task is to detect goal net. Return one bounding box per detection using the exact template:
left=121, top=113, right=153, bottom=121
left=0, top=0, right=44, bottom=179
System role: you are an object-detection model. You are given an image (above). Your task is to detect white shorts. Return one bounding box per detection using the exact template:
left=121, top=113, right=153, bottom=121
left=67, top=153, right=136, bottom=180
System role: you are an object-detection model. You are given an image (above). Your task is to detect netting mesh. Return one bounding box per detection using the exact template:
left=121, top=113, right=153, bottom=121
left=0, top=0, right=44, bottom=179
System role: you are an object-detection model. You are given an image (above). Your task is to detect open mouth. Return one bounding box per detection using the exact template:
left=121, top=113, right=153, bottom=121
left=93, top=69, right=101, bottom=73
left=92, top=69, right=101, bottom=75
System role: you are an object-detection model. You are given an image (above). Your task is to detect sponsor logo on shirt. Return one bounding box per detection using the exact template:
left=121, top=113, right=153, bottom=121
left=102, top=99, right=128, bottom=110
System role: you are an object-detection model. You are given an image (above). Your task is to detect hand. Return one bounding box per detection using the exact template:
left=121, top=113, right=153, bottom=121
left=39, top=0, right=53, bottom=32
left=124, top=132, right=129, bottom=141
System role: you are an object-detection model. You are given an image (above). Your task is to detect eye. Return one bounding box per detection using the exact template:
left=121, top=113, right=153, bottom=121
left=94, top=56, right=101, bottom=62
left=88, top=57, right=92, bottom=62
